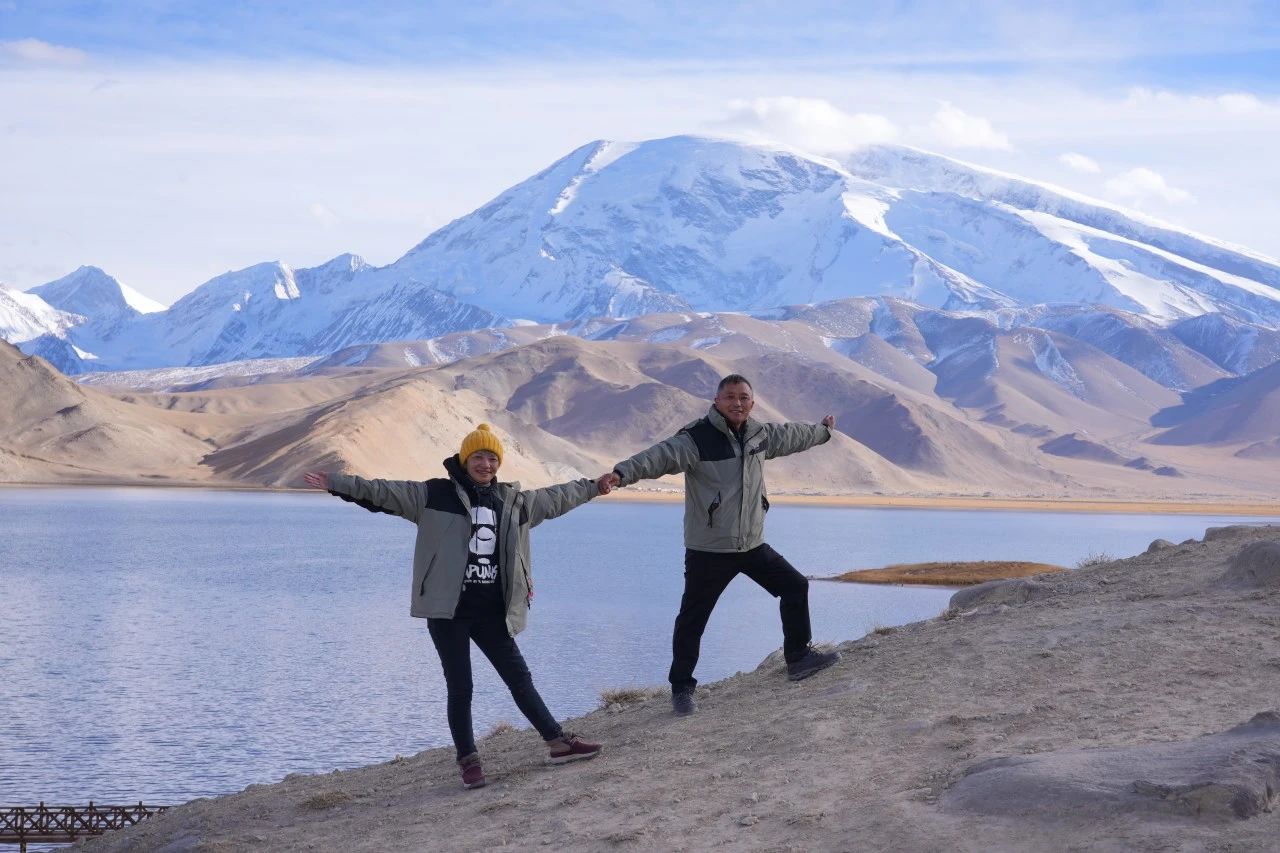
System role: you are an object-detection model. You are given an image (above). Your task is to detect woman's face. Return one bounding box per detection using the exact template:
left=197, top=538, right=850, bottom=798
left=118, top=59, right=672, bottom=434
left=465, top=450, right=500, bottom=485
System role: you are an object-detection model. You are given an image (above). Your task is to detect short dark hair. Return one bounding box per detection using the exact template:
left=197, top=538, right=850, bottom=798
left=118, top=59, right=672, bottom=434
left=717, top=374, right=753, bottom=393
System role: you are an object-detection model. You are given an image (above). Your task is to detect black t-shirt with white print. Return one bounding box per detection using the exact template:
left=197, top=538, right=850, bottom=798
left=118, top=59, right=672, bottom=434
left=453, top=481, right=505, bottom=619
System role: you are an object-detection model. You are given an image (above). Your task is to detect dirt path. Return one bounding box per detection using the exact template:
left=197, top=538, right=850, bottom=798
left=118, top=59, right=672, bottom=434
left=83, top=525, right=1280, bottom=852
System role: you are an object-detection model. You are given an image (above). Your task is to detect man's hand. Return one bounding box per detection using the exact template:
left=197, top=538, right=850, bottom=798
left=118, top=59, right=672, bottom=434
left=822, top=415, right=836, bottom=431
left=303, top=471, right=329, bottom=491
left=596, top=472, right=621, bottom=496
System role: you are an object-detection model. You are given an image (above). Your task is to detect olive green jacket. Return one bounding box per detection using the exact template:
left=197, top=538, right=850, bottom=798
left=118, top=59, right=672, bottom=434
left=327, top=458, right=597, bottom=636
left=613, top=406, right=831, bottom=552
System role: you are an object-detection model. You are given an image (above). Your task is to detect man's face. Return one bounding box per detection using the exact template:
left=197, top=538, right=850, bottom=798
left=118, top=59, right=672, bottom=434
left=466, top=450, right=500, bottom=485
left=714, top=382, right=755, bottom=429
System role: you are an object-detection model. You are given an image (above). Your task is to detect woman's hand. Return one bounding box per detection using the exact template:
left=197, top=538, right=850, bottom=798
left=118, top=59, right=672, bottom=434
left=303, top=471, right=329, bottom=490
left=596, top=472, right=620, bottom=496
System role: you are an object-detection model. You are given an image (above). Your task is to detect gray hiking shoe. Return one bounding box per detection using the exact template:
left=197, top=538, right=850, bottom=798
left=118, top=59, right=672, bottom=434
left=672, top=688, right=695, bottom=716
left=786, top=647, right=840, bottom=681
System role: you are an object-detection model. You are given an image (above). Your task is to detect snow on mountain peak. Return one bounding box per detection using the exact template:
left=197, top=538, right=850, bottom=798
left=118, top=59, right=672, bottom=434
left=11, top=135, right=1280, bottom=374
left=30, top=265, right=166, bottom=318
left=1, top=285, right=81, bottom=343
left=387, top=135, right=1280, bottom=330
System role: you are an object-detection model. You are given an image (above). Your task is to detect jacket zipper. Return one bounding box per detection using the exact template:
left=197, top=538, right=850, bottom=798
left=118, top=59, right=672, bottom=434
left=520, top=556, right=534, bottom=608
left=739, top=427, right=764, bottom=547
left=706, top=491, right=722, bottom=527
left=418, top=553, right=438, bottom=597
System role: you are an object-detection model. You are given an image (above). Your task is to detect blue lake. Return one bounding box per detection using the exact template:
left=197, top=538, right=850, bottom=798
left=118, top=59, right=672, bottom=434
left=1, top=487, right=1274, bottom=807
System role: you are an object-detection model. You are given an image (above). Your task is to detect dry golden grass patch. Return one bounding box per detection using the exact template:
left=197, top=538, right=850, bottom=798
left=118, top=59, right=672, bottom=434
left=300, top=791, right=350, bottom=811
left=599, top=686, right=667, bottom=707
left=833, top=560, right=1066, bottom=586
left=483, top=721, right=516, bottom=738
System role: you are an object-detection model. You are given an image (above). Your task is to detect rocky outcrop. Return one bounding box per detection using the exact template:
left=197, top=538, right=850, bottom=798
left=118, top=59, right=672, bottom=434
left=943, top=712, right=1280, bottom=820
left=948, top=577, right=1053, bottom=610
left=1214, top=541, right=1280, bottom=590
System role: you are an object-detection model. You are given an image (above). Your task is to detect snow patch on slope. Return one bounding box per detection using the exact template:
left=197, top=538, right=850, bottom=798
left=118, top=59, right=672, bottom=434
left=1016, top=331, right=1086, bottom=397
left=0, top=287, right=80, bottom=342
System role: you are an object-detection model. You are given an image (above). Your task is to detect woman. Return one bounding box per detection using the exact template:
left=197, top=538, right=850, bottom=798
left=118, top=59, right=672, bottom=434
left=304, top=423, right=604, bottom=790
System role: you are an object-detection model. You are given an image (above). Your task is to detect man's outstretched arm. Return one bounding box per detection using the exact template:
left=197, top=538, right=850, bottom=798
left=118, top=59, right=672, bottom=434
left=763, top=414, right=836, bottom=460
left=608, top=433, right=700, bottom=489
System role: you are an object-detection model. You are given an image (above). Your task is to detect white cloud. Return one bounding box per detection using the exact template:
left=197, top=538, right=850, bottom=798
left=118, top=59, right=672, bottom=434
left=929, top=102, right=1012, bottom=150
left=1217, top=93, right=1266, bottom=115
left=1059, top=152, right=1100, bottom=174
left=721, top=96, right=897, bottom=155
left=1105, top=167, right=1192, bottom=206
left=309, top=202, right=340, bottom=228
left=0, top=38, right=88, bottom=65
left=1125, top=87, right=1279, bottom=116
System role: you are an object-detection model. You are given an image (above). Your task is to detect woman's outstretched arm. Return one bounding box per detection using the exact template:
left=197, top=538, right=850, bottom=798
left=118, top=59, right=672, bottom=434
left=303, top=470, right=426, bottom=522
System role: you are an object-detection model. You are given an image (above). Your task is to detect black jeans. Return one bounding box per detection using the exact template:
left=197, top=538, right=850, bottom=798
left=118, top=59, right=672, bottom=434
left=670, top=543, right=811, bottom=691
left=427, top=614, right=563, bottom=760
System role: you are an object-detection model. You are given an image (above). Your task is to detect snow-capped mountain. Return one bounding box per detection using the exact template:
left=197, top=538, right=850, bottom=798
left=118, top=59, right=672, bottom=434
left=34, top=255, right=507, bottom=369
left=844, top=145, right=1280, bottom=324
left=391, top=135, right=1280, bottom=326
left=31, top=265, right=165, bottom=320
left=1, top=285, right=81, bottom=344
left=391, top=136, right=1009, bottom=321
left=22, top=266, right=166, bottom=371
left=11, top=134, right=1280, bottom=372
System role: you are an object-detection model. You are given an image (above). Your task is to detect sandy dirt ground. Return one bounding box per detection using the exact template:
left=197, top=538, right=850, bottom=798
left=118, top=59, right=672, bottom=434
left=80, top=524, right=1280, bottom=852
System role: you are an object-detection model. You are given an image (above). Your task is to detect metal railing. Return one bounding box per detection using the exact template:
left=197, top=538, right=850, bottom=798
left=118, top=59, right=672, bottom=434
left=0, top=802, right=168, bottom=851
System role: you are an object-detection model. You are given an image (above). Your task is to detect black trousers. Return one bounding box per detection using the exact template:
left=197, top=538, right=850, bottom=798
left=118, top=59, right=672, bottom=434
left=670, top=543, right=811, bottom=691
left=427, top=614, right=562, bottom=760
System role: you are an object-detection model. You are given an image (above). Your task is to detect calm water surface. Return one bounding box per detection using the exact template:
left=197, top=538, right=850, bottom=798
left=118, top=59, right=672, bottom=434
left=1, top=487, right=1274, bottom=806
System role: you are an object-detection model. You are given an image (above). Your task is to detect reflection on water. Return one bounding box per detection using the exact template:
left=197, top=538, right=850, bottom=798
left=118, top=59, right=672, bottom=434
left=0, top=487, right=1272, bottom=806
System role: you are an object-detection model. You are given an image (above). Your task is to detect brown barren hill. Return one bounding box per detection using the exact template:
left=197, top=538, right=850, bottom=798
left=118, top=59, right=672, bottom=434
left=833, top=560, right=1066, bottom=586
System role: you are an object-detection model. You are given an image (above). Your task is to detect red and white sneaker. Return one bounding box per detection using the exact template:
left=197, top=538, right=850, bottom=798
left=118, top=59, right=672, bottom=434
left=458, top=753, right=486, bottom=789
left=545, top=732, right=602, bottom=765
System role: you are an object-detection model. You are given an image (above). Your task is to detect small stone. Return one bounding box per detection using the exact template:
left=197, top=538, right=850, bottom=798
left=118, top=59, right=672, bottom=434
left=738, top=815, right=759, bottom=827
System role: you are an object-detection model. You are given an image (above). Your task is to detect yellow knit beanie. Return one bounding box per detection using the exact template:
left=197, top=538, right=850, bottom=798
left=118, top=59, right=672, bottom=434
left=458, top=423, right=504, bottom=466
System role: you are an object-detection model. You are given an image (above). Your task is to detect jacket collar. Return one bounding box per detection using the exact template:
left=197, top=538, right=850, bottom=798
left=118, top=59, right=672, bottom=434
left=707, top=404, right=762, bottom=442
left=442, top=455, right=519, bottom=497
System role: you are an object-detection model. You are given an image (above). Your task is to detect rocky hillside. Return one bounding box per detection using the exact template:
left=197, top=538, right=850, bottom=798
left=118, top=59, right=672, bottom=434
left=81, top=524, right=1280, bottom=851
left=7, top=329, right=1280, bottom=499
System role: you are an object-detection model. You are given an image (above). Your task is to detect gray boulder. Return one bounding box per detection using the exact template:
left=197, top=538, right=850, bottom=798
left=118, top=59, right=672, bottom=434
left=1146, top=538, right=1175, bottom=553
left=1214, top=541, right=1280, bottom=590
left=949, top=578, right=1053, bottom=611
left=942, top=712, right=1280, bottom=820
left=1204, top=525, right=1254, bottom=542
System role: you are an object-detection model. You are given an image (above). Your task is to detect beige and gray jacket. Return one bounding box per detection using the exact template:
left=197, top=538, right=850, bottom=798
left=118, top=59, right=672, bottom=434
left=613, top=406, right=831, bottom=553
left=327, top=456, right=598, bottom=636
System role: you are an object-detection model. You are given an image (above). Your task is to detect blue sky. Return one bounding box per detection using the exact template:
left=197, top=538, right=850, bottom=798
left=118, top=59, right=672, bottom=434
left=6, top=1, right=1279, bottom=76
left=2, top=1, right=1279, bottom=301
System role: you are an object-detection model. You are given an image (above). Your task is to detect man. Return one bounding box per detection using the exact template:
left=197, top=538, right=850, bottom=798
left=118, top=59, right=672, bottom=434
left=598, top=375, right=839, bottom=715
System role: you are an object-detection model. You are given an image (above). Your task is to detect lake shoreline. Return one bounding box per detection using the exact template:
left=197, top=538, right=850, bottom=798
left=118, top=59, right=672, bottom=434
left=2, top=480, right=1277, bottom=516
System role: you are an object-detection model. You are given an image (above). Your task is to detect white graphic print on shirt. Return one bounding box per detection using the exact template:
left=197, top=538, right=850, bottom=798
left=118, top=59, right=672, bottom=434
left=465, top=506, right=499, bottom=587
